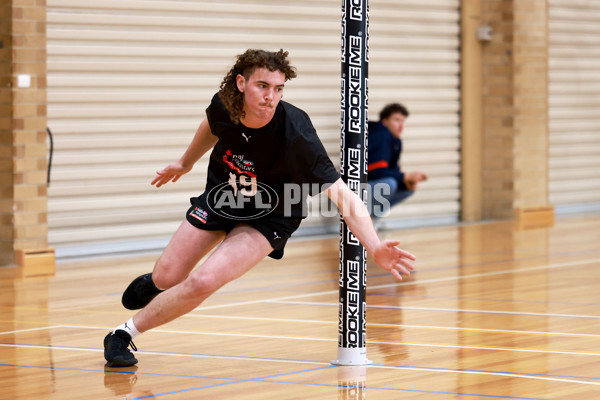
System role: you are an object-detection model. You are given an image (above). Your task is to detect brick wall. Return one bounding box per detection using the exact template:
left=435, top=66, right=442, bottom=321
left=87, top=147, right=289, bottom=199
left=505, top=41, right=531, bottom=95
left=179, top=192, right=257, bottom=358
left=481, top=0, right=515, bottom=219
left=512, top=0, right=549, bottom=210
left=0, top=0, right=48, bottom=266
left=481, top=0, right=550, bottom=219
left=1, top=0, right=15, bottom=265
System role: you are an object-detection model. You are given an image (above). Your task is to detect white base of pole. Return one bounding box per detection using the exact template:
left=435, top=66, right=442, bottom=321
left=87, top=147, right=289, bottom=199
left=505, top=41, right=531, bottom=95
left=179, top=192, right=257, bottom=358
left=332, top=347, right=372, bottom=366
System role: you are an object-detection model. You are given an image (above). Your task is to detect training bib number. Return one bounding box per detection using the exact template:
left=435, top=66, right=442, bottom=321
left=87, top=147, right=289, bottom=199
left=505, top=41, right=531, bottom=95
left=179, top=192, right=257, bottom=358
left=228, top=172, right=257, bottom=196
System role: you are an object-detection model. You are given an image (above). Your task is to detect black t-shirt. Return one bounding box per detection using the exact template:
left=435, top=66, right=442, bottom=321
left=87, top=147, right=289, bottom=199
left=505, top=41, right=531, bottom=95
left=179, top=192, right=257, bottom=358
left=201, top=93, right=340, bottom=219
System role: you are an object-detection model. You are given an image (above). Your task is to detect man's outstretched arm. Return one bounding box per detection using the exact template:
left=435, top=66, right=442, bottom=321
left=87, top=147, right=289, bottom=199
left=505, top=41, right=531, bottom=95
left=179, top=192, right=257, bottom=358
left=325, top=178, right=416, bottom=280
left=152, top=119, right=218, bottom=187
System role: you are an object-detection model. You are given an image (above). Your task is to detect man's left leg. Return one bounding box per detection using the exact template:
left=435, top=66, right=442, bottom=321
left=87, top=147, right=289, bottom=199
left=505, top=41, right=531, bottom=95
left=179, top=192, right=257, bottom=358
left=105, top=224, right=274, bottom=367
left=122, top=221, right=226, bottom=310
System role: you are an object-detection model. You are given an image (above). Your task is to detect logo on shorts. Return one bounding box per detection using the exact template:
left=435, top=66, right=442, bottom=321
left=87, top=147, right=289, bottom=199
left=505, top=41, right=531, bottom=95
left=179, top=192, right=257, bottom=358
left=189, top=206, right=208, bottom=224
left=207, top=181, right=279, bottom=221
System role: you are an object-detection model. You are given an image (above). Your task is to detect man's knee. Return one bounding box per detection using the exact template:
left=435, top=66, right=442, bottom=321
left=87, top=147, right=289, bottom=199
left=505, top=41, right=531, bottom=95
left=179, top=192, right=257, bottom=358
left=184, top=272, right=223, bottom=296
left=152, top=256, right=189, bottom=290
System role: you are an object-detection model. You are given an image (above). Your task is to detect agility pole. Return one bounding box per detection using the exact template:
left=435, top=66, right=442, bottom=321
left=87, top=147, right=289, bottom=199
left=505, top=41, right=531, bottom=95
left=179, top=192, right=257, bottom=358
left=334, top=0, right=370, bottom=366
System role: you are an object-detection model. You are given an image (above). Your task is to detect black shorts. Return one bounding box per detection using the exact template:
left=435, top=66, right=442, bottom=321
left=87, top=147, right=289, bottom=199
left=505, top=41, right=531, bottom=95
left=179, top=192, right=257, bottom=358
left=185, top=195, right=302, bottom=260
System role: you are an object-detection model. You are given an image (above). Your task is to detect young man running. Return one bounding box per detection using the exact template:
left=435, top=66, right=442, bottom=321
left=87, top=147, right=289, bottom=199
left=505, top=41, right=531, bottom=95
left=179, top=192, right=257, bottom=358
left=104, top=49, right=416, bottom=367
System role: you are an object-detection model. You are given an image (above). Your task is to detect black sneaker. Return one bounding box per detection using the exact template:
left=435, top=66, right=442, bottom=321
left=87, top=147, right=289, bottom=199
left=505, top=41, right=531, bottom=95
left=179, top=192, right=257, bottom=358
left=104, top=330, right=138, bottom=367
left=121, top=273, right=164, bottom=310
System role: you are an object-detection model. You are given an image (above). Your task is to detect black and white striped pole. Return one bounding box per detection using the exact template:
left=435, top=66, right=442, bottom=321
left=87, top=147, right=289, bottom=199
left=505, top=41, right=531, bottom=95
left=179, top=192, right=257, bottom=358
left=334, top=0, right=370, bottom=366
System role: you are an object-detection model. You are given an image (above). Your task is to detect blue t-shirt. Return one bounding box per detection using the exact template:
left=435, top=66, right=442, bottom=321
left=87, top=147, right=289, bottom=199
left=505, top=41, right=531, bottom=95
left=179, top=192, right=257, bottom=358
left=367, top=121, right=406, bottom=189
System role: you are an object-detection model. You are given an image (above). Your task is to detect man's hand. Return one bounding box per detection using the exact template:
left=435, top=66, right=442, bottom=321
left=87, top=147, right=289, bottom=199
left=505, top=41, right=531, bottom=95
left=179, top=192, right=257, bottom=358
left=372, top=240, right=416, bottom=281
left=151, top=161, right=192, bottom=187
left=325, top=178, right=417, bottom=280
left=404, top=171, right=428, bottom=191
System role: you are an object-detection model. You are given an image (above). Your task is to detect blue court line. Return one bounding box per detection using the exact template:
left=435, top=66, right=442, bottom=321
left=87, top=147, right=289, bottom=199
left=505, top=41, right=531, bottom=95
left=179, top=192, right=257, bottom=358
left=0, top=362, right=335, bottom=399
left=0, top=363, right=557, bottom=400
left=254, top=380, right=557, bottom=400
left=2, top=344, right=600, bottom=382
left=7, top=361, right=597, bottom=384
left=0, top=363, right=238, bottom=381
left=0, top=341, right=330, bottom=365
left=127, top=365, right=337, bottom=400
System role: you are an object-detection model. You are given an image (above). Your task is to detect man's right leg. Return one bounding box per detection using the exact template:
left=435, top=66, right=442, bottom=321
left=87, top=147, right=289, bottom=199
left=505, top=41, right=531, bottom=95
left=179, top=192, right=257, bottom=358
left=121, top=221, right=226, bottom=310
left=132, top=223, right=273, bottom=333
left=105, top=224, right=272, bottom=367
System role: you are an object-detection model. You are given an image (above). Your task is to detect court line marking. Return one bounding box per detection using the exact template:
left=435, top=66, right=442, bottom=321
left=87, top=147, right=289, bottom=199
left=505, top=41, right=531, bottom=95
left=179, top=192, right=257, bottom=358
left=367, top=292, right=600, bottom=307
left=267, top=300, right=600, bottom=320
left=4, top=325, right=600, bottom=357
left=0, top=363, right=336, bottom=400
left=185, top=314, right=600, bottom=338
left=0, top=325, right=63, bottom=336
left=1, top=356, right=599, bottom=393
left=3, top=310, right=598, bottom=340
left=5, top=361, right=599, bottom=383
left=0, top=342, right=331, bottom=366
left=194, top=257, right=599, bottom=311
left=0, top=363, right=561, bottom=400
left=0, top=362, right=252, bottom=380
left=370, top=363, right=600, bottom=383
left=127, top=365, right=338, bottom=400
left=2, top=314, right=597, bottom=341
left=244, top=380, right=558, bottom=400
left=1, top=258, right=596, bottom=316
left=210, top=246, right=600, bottom=298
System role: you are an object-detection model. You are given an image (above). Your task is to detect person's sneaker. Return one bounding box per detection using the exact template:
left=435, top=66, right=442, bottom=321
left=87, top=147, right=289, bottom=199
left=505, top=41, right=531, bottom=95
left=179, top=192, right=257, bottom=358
left=104, top=330, right=138, bottom=368
left=121, top=273, right=164, bottom=310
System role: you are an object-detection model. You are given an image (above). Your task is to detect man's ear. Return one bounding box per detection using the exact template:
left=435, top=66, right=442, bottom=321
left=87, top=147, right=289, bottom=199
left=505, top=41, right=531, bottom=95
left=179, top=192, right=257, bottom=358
left=236, top=74, right=245, bottom=93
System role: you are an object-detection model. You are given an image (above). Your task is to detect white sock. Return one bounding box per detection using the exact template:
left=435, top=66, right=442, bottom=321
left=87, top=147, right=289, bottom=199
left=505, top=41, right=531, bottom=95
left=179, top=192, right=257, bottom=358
left=114, top=318, right=141, bottom=339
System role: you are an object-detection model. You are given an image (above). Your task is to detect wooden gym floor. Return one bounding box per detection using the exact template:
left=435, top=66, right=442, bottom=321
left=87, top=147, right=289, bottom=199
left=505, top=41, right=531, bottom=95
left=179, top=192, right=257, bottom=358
left=1, top=213, right=599, bottom=399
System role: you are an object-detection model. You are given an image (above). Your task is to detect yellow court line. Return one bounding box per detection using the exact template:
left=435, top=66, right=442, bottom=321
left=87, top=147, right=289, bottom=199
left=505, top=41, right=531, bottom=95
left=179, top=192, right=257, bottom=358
left=29, top=325, right=600, bottom=357
left=3, top=312, right=599, bottom=340
left=0, top=319, right=55, bottom=326
left=2, top=258, right=598, bottom=316
left=0, top=305, right=136, bottom=316
left=186, top=313, right=600, bottom=338
left=3, top=340, right=599, bottom=387
left=194, top=257, right=600, bottom=311
left=0, top=325, right=63, bottom=336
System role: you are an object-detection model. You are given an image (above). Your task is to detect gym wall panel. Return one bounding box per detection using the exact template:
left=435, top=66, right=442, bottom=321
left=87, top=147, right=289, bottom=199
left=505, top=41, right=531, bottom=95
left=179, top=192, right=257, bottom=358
left=549, top=0, right=600, bottom=213
left=47, top=0, right=461, bottom=257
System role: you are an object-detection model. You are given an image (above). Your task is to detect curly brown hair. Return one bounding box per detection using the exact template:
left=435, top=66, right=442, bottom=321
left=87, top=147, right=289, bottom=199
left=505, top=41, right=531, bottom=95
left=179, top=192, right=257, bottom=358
left=218, top=49, right=297, bottom=124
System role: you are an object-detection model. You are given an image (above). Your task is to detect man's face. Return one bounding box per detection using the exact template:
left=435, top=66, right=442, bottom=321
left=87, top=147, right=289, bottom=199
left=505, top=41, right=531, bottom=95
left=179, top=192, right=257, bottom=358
left=236, top=67, right=285, bottom=126
left=382, top=112, right=406, bottom=139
